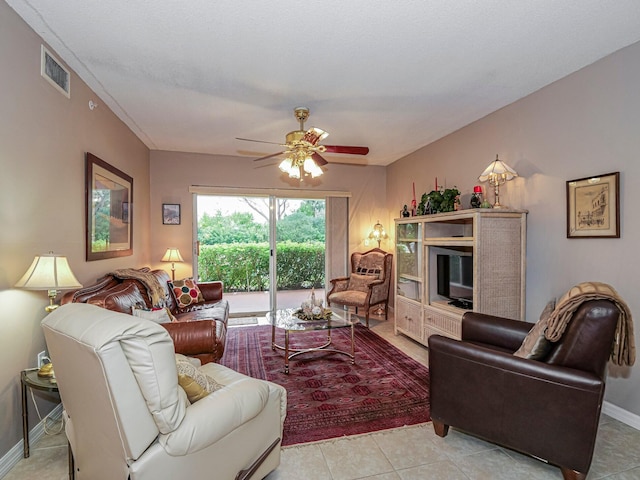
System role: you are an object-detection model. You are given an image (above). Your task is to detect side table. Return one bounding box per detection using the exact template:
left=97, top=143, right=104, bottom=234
left=21, top=368, right=59, bottom=458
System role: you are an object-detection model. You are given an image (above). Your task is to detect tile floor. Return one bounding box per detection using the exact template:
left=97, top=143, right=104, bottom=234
left=6, top=316, right=640, bottom=480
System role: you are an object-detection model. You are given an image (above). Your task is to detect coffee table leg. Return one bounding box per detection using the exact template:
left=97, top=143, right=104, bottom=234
left=284, top=330, right=290, bottom=374
left=271, top=324, right=276, bottom=351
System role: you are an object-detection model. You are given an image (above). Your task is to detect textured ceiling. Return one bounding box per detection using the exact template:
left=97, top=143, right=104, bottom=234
left=7, top=0, right=640, bottom=166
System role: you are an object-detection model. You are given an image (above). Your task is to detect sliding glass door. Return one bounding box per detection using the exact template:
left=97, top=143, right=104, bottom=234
left=195, top=194, right=326, bottom=316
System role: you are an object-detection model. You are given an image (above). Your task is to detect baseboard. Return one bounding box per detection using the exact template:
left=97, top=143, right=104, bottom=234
left=603, top=401, right=640, bottom=430
left=0, top=403, right=63, bottom=479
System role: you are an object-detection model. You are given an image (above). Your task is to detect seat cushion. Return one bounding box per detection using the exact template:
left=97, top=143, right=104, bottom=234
left=329, top=290, right=367, bottom=307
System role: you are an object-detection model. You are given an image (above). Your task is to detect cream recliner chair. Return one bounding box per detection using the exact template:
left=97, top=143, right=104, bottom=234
left=42, top=303, right=287, bottom=480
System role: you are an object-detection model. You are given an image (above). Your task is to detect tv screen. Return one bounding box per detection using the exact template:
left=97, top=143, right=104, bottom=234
left=437, top=253, right=473, bottom=307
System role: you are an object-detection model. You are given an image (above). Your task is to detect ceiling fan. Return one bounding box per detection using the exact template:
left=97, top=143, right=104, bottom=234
left=236, top=107, right=369, bottom=179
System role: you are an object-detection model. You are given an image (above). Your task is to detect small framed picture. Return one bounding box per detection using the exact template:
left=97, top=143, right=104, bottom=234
left=162, top=204, right=181, bottom=225
left=566, top=172, right=619, bottom=238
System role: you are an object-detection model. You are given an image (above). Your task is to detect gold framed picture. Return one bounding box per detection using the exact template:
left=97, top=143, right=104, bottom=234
left=86, top=153, right=133, bottom=260
left=566, top=172, right=619, bottom=238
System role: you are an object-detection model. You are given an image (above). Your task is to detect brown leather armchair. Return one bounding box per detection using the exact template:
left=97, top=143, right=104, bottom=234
left=428, top=300, right=620, bottom=480
left=326, top=248, right=393, bottom=327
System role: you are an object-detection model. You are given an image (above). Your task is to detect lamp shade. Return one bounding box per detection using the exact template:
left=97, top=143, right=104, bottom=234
left=161, top=248, right=184, bottom=263
left=368, top=220, right=389, bottom=247
left=15, top=253, right=82, bottom=290
left=478, top=155, right=518, bottom=183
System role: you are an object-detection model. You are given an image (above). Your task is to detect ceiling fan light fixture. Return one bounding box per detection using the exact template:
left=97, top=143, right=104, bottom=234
left=304, top=157, right=323, bottom=178
left=243, top=107, right=368, bottom=181
left=278, top=157, right=293, bottom=173
left=289, top=165, right=301, bottom=179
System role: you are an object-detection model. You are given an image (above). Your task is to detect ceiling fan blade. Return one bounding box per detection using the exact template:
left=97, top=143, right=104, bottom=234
left=303, top=127, right=329, bottom=146
left=236, top=137, right=283, bottom=146
left=312, top=152, right=329, bottom=166
left=254, top=151, right=287, bottom=162
left=323, top=145, right=369, bottom=155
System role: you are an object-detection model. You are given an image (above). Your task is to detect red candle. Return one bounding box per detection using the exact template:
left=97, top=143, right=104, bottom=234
left=435, top=177, right=438, bottom=190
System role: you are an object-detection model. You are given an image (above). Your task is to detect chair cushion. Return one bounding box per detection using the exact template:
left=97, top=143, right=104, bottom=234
left=513, top=300, right=555, bottom=360
left=348, top=273, right=377, bottom=293
left=329, top=290, right=367, bottom=307
left=170, top=278, right=205, bottom=309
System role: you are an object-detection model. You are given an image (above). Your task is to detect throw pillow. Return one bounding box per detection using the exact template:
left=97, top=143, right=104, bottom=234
left=175, top=356, right=224, bottom=403
left=131, top=306, right=176, bottom=324
left=169, top=278, right=205, bottom=309
left=513, top=300, right=556, bottom=360
left=348, top=273, right=377, bottom=293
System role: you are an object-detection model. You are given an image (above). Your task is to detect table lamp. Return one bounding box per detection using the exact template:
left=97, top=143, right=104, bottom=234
left=161, top=248, right=184, bottom=281
left=368, top=220, right=388, bottom=249
left=16, top=252, right=83, bottom=378
left=478, top=154, right=518, bottom=208
left=15, top=252, right=82, bottom=312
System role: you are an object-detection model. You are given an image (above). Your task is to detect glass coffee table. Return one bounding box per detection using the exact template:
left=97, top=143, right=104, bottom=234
left=267, top=307, right=359, bottom=374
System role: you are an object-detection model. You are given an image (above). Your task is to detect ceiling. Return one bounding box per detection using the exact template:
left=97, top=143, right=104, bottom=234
left=7, top=0, right=640, bottom=166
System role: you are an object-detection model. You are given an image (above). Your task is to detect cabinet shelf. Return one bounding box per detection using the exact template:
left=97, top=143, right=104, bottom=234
left=395, top=209, right=527, bottom=345
left=424, top=237, right=474, bottom=246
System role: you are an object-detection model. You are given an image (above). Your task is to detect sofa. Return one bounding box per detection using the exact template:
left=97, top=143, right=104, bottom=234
left=61, top=267, right=229, bottom=364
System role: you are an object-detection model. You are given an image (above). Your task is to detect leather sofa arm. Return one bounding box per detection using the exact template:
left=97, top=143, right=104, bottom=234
left=462, top=312, right=533, bottom=352
left=163, top=320, right=218, bottom=356
left=197, top=281, right=223, bottom=302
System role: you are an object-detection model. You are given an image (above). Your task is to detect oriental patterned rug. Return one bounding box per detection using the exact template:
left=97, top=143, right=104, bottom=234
left=220, top=324, right=430, bottom=446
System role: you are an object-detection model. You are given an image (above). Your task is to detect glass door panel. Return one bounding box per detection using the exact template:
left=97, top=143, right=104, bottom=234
left=196, top=195, right=270, bottom=315
left=274, top=198, right=326, bottom=310
left=396, top=222, right=422, bottom=302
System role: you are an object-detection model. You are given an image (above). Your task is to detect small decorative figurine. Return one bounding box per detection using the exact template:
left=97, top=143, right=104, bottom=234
left=402, top=205, right=410, bottom=217
left=470, top=186, right=483, bottom=208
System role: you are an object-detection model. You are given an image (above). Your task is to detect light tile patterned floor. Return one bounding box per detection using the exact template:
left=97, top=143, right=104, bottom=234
left=7, top=315, right=640, bottom=480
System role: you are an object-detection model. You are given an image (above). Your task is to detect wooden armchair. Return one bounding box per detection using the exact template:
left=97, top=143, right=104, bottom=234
left=326, top=248, right=393, bottom=327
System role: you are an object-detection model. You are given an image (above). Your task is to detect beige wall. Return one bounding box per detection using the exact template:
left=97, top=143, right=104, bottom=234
left=387, top=41, right=640, bottom=418
left=148, top=151, right=388, bottom=279
left=2, top=0, right=639, bottom=462
left=0, top=2, right=150, bottom=457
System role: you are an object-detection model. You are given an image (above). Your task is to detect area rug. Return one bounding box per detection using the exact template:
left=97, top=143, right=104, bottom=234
left=220, top=324, right=430, bottom=446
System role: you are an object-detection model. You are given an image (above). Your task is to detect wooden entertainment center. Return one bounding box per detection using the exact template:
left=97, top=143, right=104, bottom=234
left=394, top=209, right=527, bottom=345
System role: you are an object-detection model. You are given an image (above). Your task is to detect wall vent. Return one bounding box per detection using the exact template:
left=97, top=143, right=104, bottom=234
left=41, top=45, right=70, bottom=98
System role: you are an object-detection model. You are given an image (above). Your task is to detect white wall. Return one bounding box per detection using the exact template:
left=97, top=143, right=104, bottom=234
left=387, top=41, right=640, bottom=416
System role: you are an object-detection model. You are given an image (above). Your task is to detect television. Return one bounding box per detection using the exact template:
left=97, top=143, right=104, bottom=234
left=436, top=253, right=473, bottom=309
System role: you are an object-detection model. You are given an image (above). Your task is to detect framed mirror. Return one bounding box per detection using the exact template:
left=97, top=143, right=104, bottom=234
left=86, top=153, right=133, bottom=260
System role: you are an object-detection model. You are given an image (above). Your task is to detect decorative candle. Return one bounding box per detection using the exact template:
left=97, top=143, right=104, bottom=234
left=435, top=177, right=438, bottom=191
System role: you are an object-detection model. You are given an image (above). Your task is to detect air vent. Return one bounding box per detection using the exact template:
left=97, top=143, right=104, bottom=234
left=41, top=45, right=70, bottom=98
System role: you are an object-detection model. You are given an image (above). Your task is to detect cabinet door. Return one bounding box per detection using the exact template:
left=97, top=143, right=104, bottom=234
left=396, top=222, right=422, bottom=302
left=395, top=299, right=422, bottom=340
left=423, top=305, right=462, bottom=340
